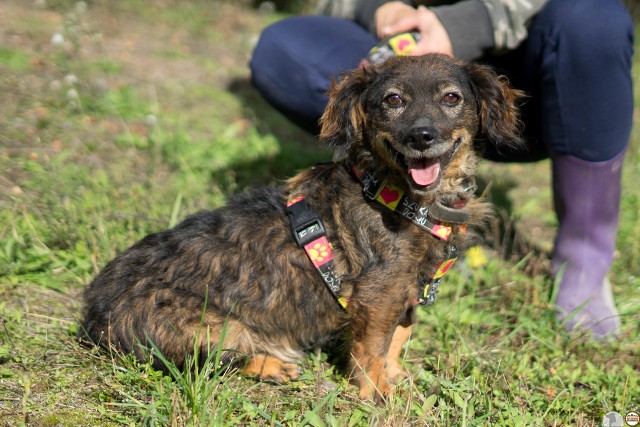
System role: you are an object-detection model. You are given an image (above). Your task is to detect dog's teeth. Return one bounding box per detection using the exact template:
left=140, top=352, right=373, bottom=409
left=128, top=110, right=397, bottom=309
left=408, top=158, right=440, bottom=187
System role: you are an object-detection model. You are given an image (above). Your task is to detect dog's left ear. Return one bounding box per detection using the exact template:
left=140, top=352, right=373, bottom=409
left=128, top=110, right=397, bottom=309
left=319, top=65, right=373, bottom=150
left=464, top=62, right=525, bottom=147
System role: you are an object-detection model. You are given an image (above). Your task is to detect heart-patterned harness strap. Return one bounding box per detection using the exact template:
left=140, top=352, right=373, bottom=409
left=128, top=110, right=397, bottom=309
left=286, top=165, right=472, bottom=309
left=354, top=168, right=467, bottom=239
left=285, top=196, right=348, bottom=309
left=351, top=166, right=470, bottom=306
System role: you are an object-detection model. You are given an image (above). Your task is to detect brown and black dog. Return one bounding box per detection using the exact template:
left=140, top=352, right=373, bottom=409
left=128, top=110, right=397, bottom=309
left=81, top=54, right=523, bottom=402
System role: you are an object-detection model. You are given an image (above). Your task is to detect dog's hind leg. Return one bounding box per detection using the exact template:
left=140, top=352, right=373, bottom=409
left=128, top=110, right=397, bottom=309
left=105, top=285, right=260, bottom=371
left=242, top=354, right=301, bottom=383
left=175, top=318, right=300, bottom=385
left=186, top=315, right=303, bottom=383
left=182, top=316, right=256, bottom=363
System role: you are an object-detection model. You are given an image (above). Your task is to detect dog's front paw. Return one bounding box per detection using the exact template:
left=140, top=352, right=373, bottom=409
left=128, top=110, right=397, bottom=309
left=385, top=359, right=410, bottom=383
left=355, top=358, right=393, bottom=404
left=243, top=354, right=301, bottom=383
left=358, top=378, right=392, bottom=405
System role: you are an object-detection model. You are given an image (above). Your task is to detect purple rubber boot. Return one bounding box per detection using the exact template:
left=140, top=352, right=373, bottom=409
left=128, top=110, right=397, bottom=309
left=551, top=152, right=625, bottom=339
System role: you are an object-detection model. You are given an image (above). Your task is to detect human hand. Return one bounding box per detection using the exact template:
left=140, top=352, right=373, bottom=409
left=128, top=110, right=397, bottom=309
left=375, top=1, right=417, bottom=39
left=375, top=3, right=453, bottom=57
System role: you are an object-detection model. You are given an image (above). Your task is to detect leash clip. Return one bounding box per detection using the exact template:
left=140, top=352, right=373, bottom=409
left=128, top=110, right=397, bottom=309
left=418, top=279, right=441, bottom=306
left=418, top=245, right=459, bottom=306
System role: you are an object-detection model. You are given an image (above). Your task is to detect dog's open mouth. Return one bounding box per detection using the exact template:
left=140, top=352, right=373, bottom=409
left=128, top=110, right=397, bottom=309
left=408, top=158, right=441, bottom=187
left=384, top=138, right=462, bottom=190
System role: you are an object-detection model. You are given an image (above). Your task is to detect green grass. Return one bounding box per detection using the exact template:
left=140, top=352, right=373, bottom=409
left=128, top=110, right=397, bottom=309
left=0, top=1, right=639, bottom=426
left=0, top=48, right=32, bottom=71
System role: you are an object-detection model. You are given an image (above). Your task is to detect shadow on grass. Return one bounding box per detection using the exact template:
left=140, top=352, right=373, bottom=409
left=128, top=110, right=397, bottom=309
left=476, top=172, right=553, bottom=278
left=215, top=77, right=332, bottom=190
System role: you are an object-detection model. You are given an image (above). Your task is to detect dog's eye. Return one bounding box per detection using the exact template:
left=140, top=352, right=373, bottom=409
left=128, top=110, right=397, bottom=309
left=384, top=94, right=404, bottom=107
left=441, top=93, right=460, bottom=105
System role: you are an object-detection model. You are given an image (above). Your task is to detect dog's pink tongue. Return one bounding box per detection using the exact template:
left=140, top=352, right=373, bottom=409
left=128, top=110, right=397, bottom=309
left=408, top=158, right=440, bottom=187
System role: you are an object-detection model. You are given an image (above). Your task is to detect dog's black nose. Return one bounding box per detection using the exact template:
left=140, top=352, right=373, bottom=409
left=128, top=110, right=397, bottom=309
left=405, top=127, right=438, bottom=150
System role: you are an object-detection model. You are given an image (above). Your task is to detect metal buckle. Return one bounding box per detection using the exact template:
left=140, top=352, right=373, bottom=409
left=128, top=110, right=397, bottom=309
left=292, top=219, right=326, bottom=247
left=286, top=198, right=327, bottom=247
left=359, top=170, right=384, bottom=200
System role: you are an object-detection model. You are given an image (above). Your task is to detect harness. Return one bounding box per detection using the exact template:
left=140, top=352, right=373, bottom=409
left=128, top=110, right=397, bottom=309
left=285, top=196, right=347, bottom=309
left=285, top=165, right=473, bottom=310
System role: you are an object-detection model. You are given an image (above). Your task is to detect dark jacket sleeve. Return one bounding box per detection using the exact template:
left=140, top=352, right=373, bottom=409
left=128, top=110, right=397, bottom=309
left=431, top=0, right=493, bottom=60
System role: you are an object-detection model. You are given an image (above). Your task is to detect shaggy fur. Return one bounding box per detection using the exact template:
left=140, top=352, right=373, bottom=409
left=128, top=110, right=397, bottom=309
left=81, top=54, right=523, bottom=403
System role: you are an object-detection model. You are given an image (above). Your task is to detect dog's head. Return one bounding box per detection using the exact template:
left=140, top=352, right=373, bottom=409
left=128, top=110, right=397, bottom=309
left=320, top=54, right=524, bottom=199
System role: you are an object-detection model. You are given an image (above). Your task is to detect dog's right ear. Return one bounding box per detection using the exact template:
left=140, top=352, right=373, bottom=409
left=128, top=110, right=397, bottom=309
left=319, top=64, right=373, bottom=149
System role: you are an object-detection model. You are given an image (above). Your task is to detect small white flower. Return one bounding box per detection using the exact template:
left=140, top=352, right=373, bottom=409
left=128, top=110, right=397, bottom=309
left=51, top=33, right=64, bottom=46
left=74, top=1, right=88, bottom=14
left=49, top=80, right=62, bottom=91
left=66, top=88, right=79, bottom=99
left=145, top=114, right=158, bottom=126
left=64, top=74, right=79, bottom=86
left=257, top=1, right=276, bottom=14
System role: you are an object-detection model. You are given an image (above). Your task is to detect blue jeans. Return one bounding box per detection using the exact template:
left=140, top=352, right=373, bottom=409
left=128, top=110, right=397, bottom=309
left=250, top=0, right=635, bottom=162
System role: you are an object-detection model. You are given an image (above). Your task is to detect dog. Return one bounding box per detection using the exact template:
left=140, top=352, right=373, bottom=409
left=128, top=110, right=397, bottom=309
left=81, top=54, right=523, bottom=403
